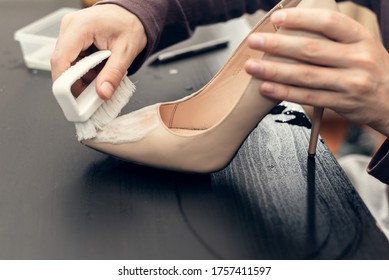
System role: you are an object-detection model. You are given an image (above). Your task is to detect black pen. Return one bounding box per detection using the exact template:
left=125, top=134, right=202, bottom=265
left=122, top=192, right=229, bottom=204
left=151, top=37, right=230, bottom=65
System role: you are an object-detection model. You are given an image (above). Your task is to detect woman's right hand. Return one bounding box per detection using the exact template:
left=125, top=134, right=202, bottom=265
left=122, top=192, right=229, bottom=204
left=51, top=4, right=147, bottom=100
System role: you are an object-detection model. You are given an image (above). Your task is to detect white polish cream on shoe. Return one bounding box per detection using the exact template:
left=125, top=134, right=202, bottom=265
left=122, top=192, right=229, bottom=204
left=93, top=105, right=159, bottom=144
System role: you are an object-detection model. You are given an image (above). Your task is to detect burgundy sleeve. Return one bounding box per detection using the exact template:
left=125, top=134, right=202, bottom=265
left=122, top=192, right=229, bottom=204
left=367, top=139, right=389, bottom=184
left=96, top=0, right=278, bottom=73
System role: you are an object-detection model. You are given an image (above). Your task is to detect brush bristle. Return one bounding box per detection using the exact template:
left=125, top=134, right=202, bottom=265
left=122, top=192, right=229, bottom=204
left=75, top=76, right=135, bottom=141
left=75, top=120, right=97, bottom=141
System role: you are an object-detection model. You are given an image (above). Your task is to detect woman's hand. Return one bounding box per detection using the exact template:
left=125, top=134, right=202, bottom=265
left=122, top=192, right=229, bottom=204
left=245, top=8, right=389, bottom=137
left=51, top=4, right=147, bottom=99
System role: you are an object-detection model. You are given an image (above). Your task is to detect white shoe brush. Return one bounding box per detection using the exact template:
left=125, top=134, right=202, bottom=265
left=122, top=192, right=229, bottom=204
left=52, top=50, right=135, bottom=141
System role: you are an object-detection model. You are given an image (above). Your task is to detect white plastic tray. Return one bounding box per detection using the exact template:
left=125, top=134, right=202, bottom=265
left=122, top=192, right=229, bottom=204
left=14, top=8, right=78, bottom=71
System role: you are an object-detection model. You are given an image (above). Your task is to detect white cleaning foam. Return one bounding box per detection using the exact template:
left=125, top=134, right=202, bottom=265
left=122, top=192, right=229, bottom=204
left=93, top=105, right=159, bottom=144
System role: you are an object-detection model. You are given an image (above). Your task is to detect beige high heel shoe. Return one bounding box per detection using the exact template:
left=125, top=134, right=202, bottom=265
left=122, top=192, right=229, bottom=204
left=83, top=0, right=338, bottom=173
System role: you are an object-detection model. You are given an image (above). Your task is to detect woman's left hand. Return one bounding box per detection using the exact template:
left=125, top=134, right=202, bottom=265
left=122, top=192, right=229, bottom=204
left=245, top=8, right=389, bottom=137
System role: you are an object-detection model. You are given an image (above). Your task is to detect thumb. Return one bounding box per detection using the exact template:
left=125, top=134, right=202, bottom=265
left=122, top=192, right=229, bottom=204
left=95, top=50, right=132, bottom=100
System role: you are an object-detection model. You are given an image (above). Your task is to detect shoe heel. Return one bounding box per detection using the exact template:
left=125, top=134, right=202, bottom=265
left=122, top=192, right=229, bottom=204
left=308, top=107, right=324, bottom=157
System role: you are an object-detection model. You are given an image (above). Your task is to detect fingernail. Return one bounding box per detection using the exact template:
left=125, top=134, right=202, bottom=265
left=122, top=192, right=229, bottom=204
left=245, top=60, right=256, bottom=71
left=100, top=81, right=114, bottom=99
left=245, top=60, right=263, bottom=74
left=261, top=82, right=276, bottom=94
left=271, top=11, right=287, bottom=24
left=250, top=34, right=265, bottom=48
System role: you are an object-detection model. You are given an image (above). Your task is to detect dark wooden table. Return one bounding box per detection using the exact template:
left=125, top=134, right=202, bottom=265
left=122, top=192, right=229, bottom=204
left=1, top=0, right=388, bottom=260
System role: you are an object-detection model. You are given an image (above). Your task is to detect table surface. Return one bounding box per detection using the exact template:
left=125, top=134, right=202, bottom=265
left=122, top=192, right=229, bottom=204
left=1, top=0, right=388, bottom=260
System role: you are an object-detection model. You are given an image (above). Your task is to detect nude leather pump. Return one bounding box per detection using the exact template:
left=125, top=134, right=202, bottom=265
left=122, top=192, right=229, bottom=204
left=83, top=0, right=338, bottom=173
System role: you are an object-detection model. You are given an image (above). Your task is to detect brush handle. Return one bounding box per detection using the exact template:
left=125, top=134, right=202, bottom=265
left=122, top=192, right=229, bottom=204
left=52, top=50, right=111, bottom=122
